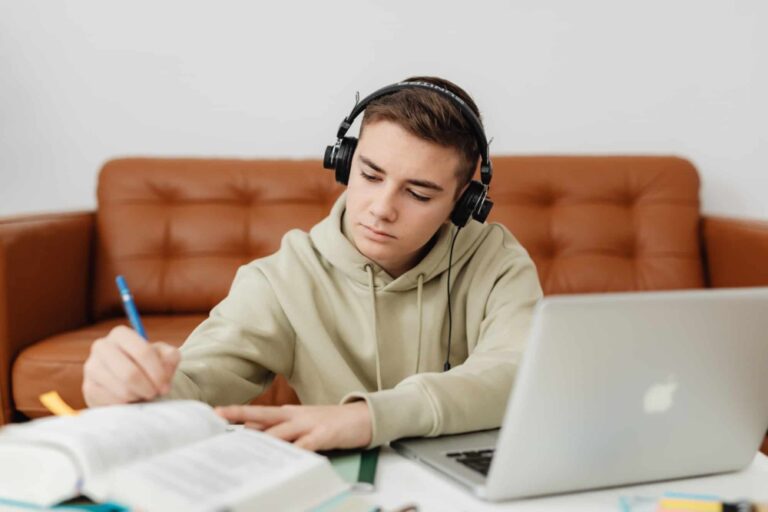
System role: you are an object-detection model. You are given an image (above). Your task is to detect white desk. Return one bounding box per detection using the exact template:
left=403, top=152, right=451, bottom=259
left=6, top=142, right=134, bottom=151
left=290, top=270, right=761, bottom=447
left=370, top=448, right=768, bottom=512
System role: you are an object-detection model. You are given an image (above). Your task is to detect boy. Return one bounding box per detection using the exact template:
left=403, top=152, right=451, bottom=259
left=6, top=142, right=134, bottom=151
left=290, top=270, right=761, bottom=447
left=82, top=76, right=543, bottom=451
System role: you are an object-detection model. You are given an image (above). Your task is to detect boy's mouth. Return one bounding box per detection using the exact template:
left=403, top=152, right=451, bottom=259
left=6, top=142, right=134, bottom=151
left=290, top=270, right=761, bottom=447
left=361, top=224, right=396, bottom=239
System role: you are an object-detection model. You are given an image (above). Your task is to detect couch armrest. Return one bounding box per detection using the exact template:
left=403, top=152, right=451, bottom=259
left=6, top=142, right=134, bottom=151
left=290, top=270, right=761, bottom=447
left=0, top=211, right=95, bottom=424
left=702, top=215, right=768, bottom=288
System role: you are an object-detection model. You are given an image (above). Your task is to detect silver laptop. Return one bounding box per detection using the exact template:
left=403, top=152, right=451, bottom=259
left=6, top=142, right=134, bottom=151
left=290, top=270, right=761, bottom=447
left=392, top=287, right=768, bottom=501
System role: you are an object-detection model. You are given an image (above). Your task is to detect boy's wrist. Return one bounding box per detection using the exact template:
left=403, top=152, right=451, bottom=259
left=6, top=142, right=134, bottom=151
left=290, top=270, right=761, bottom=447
left=344, top=400, right=373, bottom=447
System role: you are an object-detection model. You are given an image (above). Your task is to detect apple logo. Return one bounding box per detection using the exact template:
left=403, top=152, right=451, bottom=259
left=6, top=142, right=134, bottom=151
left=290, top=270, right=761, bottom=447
left=643, top=375, right=678, bottom=414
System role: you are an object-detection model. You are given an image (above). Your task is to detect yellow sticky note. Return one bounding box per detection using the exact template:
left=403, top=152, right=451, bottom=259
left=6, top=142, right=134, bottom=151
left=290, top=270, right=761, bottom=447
left=39, top=391, right=80, bottom=416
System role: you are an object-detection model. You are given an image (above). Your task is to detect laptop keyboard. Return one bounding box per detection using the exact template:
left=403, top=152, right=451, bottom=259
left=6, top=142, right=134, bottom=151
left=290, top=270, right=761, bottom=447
left=446, top=449, right=495, bottom=476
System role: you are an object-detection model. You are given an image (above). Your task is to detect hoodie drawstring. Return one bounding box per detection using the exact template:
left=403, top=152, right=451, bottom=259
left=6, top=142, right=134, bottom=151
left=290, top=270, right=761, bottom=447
left=365, top=266, right=426, bottom=390
left=415, top=273, right=424, bottom=374
left=364, top=264, right=383, bottom=392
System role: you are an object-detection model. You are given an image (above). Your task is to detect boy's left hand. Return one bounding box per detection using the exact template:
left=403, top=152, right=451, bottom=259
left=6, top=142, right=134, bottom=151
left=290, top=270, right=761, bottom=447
left=214, top=402, right=372, bottom=451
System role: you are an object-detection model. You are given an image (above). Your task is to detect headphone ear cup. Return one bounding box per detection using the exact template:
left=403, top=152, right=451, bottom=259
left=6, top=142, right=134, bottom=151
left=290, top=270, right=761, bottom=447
left=334, top=137, right=358, bottom=185
left=474, top=196, right=493, bottom=223
left=450, top=180, right=485, bottom=227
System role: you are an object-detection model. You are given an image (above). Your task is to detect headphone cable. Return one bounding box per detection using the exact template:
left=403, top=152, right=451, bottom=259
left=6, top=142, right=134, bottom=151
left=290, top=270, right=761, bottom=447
left=444, top=225, right=463, bottom=372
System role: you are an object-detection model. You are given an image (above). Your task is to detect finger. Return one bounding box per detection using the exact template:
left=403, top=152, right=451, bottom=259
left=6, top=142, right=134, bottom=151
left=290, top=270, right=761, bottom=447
left=83, top=354, right=129, bottom=400
left=215, top=405, right=284, bottom=425
left=110, top=325, right=147, bottom=344
left=294, top=431, right=325, bottom=452
left=98, top=338, right=159, bottom=401
left=264, top=420, right=307, bottom=443
left=243, top=421, right=268, bottom=431
left=88, top=339, right=149, bottom=403
left=83, top=378, right=131, bottom=407
left=215, top=405, right=291, bottom=426
left=156, top=342, right=181, bottom=369
left=155, top=343, right=181, bottom=392
left=113, top=334, right=169, bottom=394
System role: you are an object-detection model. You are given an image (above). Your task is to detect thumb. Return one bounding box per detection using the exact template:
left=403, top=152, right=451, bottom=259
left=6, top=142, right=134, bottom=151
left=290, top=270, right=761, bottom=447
left=154, top=342, right=181, bottom=387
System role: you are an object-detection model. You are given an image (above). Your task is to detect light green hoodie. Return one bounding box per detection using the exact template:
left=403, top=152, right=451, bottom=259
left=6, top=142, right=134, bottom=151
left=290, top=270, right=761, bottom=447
left=168, top=192, right=543, bottom=447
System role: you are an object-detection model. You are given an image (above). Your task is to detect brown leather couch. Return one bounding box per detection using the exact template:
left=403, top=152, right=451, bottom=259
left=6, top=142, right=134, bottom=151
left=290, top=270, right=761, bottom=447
left=2, top=156, right=767, bottom=453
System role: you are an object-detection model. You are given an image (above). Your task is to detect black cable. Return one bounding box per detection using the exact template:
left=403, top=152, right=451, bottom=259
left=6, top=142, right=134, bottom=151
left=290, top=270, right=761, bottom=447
left=444, top=225, right=463, bottom=372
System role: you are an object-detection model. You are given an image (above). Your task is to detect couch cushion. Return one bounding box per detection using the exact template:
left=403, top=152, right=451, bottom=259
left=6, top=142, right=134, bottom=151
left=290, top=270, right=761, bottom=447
left=92, top=158, right=343, bottom=320
left=487, top=156, right=704, bottom=294
left=12, top=315, right=300, bottom=418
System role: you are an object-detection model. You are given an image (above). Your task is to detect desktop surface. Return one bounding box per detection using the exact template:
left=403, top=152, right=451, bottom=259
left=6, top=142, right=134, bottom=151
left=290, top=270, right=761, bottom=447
left=372, top=448, right=768, bottom=512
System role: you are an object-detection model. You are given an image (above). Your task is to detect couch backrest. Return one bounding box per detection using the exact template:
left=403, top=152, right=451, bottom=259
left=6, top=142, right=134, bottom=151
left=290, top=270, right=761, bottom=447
left=93, top=156, right=704, bottom=319
left=93, top=158, right=343, bottom=319
left=488, top=156, right=704, bottom=294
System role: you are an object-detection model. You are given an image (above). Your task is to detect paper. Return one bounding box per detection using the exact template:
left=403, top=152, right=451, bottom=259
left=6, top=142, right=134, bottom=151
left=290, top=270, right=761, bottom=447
left=1, top=400, right=226, bottom=480
left=102, top=429, right=345, bottom=512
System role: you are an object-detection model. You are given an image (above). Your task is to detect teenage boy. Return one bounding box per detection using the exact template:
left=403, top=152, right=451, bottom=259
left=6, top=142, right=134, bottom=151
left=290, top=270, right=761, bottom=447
left=82, top=76, right=543, bottom=451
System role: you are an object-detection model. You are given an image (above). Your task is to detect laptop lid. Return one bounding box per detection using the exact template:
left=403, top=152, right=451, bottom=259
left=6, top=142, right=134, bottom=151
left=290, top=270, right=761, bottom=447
left=483, top=287, right=768, bottom=500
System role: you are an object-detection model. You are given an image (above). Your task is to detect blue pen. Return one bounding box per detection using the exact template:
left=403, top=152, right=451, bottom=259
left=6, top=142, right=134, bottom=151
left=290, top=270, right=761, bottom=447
left=115, top=275, right=148, bottom=340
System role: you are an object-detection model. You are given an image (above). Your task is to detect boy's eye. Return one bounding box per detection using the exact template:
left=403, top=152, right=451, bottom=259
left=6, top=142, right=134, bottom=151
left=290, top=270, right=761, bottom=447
left=409, top=191, right=430, bottom=202
left=360, top=170, right=431, bottom=202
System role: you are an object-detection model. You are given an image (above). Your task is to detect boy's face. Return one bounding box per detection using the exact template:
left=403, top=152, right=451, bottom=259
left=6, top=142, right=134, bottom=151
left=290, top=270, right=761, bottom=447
left=344, top=120, right=465, bottom=277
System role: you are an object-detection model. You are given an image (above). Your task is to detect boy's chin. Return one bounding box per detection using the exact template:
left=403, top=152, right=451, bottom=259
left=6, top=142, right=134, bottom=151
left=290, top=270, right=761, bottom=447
left=355, top=242, right=401, bottom=264
left=356, top=242, right=392, bottom=261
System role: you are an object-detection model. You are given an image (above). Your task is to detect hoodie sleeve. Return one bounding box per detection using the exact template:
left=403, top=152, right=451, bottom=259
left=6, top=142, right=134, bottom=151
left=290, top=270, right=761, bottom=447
left=164, top=263, right=296, bottom=406
left=341, top=246, right=543, bottom=448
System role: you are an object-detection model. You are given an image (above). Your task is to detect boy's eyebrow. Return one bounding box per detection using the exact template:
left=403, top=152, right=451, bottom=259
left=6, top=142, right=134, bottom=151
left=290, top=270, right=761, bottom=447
left=359, top=155, right=445, bottom=192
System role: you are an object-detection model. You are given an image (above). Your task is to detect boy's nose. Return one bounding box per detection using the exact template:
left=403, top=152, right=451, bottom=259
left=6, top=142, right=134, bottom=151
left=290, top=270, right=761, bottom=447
left=369, top=188, right=398, bottom=223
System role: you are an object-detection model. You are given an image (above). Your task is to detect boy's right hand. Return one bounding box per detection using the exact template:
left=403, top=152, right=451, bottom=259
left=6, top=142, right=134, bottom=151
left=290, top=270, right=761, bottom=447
left=82, top=325, right=181, bottom=407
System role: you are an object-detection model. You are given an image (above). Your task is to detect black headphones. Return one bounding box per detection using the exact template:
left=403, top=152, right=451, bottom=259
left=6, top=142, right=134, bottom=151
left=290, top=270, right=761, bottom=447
left=323, top=81, right=494, bottom=227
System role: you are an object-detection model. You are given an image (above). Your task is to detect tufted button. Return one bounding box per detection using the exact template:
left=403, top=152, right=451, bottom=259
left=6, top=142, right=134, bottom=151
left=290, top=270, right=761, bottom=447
left=546, top=242, right=557, bottom=259
left=624, top=238, right=638, bottom=259
left=536, top=240, right=557, bottom=259
left=622, top=188, right=639, bottom=208
left=232, top=184, right=257, bottom=204
left=539, top=191, right=556, bottom=208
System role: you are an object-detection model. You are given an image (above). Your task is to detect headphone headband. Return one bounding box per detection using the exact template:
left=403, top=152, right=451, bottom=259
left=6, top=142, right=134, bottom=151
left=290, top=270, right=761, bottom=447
left=334, top=81, right=492, bottom=185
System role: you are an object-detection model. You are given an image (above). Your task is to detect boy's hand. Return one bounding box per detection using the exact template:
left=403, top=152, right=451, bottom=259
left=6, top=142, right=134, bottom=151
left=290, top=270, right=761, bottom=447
left=82, top=325, right=180, bottom=407
left=215, top=402, right=373, bottom=451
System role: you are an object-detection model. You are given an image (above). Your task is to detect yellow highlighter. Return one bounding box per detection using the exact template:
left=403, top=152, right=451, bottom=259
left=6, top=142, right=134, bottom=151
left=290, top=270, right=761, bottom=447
left=658, top=498, right=722, bottom=511
left=657, top=496, right=762, bottom=512
left=39, top=391, right=80, bottom=416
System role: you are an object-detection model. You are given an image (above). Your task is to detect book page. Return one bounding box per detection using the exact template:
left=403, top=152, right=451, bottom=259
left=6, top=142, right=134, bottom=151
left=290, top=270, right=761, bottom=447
left=0, top=400, right=226, bottom=482
left=99, top=429, right=348, bottom=512
left=0, top=444, right=80, bottom=506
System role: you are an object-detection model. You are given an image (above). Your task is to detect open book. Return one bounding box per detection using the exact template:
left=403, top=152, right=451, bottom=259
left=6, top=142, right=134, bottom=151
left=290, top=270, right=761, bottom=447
left=0, top=400, right=352, bottom=511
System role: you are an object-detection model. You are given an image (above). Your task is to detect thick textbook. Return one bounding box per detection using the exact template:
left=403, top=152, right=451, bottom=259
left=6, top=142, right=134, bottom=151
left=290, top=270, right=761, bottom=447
left=0, top=400, right=350, bottom=511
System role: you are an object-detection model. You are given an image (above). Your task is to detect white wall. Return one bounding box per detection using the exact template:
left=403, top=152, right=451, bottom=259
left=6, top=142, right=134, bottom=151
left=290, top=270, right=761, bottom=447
left=1, top=0, right=766, bottom=219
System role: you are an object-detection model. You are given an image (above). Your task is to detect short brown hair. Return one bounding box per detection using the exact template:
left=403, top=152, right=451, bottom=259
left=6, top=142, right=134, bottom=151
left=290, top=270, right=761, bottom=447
left=360, top=76, right=483, bottom=192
